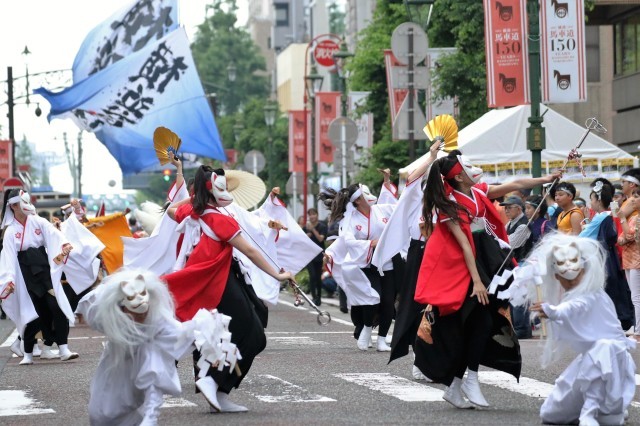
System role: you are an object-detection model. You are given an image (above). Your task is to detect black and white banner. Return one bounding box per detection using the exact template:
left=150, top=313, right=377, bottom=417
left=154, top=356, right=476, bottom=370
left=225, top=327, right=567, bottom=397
left=540, top=0, right=587, bottom=103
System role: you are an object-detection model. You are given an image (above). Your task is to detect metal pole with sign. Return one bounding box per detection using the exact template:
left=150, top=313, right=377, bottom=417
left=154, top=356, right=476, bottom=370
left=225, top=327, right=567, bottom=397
left=328, top=117, right=358, bottom=188
left=391, top=23, right=429, bottom=158
left=527, top=0, right=545, bottom=192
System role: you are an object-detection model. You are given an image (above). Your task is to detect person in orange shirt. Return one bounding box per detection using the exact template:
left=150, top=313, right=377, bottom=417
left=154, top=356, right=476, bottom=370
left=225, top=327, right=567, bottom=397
left=552, top=182, right=584, bottom=235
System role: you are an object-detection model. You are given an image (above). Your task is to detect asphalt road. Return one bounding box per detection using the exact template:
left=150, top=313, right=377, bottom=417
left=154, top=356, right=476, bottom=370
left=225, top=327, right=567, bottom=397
left=1, top=294, right=639, bottom=425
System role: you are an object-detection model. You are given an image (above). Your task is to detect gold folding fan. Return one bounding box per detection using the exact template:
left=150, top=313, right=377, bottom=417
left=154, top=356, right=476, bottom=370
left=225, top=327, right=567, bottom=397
left=153, top=126, right=182, bottom=165
left=423, top=114, right=458, bottom=152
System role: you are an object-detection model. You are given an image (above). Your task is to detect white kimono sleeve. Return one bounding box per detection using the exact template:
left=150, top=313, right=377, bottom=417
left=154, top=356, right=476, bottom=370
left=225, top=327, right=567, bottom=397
left=61, top=216, right=105, bottom=294
left=371, top=178, right=423, bottom=271
left=378, top=183, right=399, bottom=205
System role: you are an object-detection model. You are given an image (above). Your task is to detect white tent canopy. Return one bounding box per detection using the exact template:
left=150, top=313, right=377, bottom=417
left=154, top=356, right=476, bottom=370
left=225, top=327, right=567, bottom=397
left=400, top=105, right=636, bottom=181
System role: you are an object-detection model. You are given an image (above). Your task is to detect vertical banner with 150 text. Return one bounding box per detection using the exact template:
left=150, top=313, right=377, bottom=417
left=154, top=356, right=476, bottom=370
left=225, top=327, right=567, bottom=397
left=540, top=0, right=587, bottom=103
left=484, top=0, right=530, bottom=107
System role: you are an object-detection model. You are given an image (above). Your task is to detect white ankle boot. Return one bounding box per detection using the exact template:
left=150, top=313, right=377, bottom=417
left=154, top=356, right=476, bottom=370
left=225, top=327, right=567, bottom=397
left=461, top=370, right=489, bottom=407
left=376, top=335, right=391, bottom=352
left=196, top=376, right=221, bottom=412
left=19, top=353, right=34, bottom=365
left=140, top=386, right=163, bottom=425
left=215, top=392, right=248, bottom=413
left=443, top=377, right=473, bottom=409
left=10, top=338, right=23, bottom=357
left=40, top=345, right=59, bottom=360
left=59, top=344, right=79, bottom=361
left=411, top=365, right=432, bottom=382
left=32, top=343, right=42, bottom=357
left=357, top=326, right=373, bottom=351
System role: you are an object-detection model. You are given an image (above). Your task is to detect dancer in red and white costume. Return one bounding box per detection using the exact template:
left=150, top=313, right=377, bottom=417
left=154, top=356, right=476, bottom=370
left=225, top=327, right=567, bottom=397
left=163, top=166, right=296, bottom=413
left=321, top=179, right=398, bottom=352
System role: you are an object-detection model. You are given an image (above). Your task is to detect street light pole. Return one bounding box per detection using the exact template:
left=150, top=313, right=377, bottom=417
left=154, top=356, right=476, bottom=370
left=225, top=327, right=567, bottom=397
left=526, top=0, right=545, bottom=194
left=333, top=41, right=354, bottom=188
left=7, top=67, right=15, bottom=177
left=305, top=62, right=323, bottom=210
left=263, top=101, right=277, bottom=190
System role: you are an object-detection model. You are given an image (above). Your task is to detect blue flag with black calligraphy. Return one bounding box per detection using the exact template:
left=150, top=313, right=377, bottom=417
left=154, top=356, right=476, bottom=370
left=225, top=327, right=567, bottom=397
left=35, top=28, right=225, bottom=175
left=72, top=0, right=179, bottom=83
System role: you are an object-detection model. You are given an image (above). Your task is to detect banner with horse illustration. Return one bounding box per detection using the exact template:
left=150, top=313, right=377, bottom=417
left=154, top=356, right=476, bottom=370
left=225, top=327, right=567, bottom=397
left=288, top=110, right=311, bottom=173
left=540, top=0, right=587, bottom=103
left=483, top=0, right=530, bottom=107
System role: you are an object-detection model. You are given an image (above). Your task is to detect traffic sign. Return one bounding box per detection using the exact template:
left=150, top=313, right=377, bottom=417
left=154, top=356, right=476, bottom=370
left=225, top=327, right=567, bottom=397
left=391, top=66, right=429, bottom=90
left=313, top=39, right=341, bottom=68
left=392, top=95, right=428, bottom=141
left=244, top=150, right=266, bottom=174
left=391, top=22, right=429, bottom=66
left=328, top=117, right=359, bottom=149
left=3, top=177, right=23, bottom=191
left=333, top=147, right=355, bottom=173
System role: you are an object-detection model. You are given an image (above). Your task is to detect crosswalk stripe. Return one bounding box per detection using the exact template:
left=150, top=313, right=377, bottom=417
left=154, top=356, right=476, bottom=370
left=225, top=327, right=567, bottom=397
left=268, top=336, right=329, bottom=346
left=242, top=374, right=336, bottom=403
left=0, top=329, right=19, bottom=347
left=478, top=371, right=553, bottom=399
left=0, top=390, right=55, bottom=416
left=161, top=396, right=197, bottom=408
left=334, top=373, right=444, bottom=402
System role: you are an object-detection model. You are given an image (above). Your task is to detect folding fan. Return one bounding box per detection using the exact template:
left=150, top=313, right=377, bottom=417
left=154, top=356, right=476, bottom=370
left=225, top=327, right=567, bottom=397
left=153, top=127, right=182, bottom=165
left=423, top=114, right=458, bottom=152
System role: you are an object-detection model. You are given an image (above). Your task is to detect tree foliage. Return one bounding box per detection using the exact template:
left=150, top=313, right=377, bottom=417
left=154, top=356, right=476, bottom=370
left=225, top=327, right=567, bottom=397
left=191, top=0, right=269, bottom=115
left=347, top=1, right=412, bottom=190
left=427, top=0, right=488, bottom=127
left=229, top=99, right=291, bottom=203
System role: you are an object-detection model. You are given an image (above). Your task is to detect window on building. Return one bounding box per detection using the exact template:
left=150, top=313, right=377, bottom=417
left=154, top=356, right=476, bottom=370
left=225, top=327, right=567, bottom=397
left=586, top=26, right=600, bottom=82
left=614, top=14, right=640, bottom=77
left=275, top=3, right=289, bottom=27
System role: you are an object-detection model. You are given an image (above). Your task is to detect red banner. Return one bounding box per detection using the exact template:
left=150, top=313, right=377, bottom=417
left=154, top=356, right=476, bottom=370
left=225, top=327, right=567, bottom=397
left=384, top=50, right=408, bottom=127
left=484, top=0, right=530, bottom=107
left=288, top=110, right=311, bottom=173
left=315, top=92, right=341, bottom=163
left=0, top=140, right=13, bottom=186
left=224, top=149, right=238, bottom=165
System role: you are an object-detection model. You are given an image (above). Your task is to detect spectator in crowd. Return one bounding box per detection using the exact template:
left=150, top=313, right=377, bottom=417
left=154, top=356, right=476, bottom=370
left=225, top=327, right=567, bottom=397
left=304, top=208, right=327, bottom=306
left=500, top=196, right=532, bottom=339
left=574, top=197, right=592, bottom=223
left=321, top=271, right=338, bottom=297
left=613, top=184, right=626, bottom=205
left=552, top=182, right=584, bottom=235
left=524, top=195, right=552, bottom=248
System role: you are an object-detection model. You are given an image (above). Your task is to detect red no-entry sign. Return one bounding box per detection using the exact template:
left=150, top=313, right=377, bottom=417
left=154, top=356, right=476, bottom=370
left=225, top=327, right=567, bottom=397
left=313, top=40, right=340, bottom=68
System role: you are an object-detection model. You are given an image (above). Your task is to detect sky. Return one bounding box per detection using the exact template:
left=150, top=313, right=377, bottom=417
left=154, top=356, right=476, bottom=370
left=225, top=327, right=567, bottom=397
left=0, top=0, right=248, bottom=194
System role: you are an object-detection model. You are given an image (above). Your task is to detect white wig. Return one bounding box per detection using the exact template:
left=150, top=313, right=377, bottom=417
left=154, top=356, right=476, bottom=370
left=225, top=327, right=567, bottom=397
left=526, top=232, right=606, bottom=306
left=523, top=232, right=606, bottom=367
left=92, top=268, right=177, bottom=370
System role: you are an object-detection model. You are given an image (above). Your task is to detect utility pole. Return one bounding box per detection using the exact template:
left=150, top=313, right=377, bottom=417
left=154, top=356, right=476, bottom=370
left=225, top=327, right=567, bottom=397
left=77, top=131, right=83, bottom=199
left=527, top=0, right=545, bottom=193
left=7, top=67, right=15, bottom=177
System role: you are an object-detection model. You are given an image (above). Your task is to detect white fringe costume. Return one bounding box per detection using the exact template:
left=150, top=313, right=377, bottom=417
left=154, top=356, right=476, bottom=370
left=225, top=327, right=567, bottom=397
left=77, top=269, right=240, bottom=425
left=507, top=234, right=636, bottom=426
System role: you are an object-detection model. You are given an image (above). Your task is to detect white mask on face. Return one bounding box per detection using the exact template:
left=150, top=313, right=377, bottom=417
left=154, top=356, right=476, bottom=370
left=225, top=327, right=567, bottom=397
left=361, top=185, right=377, bottom=206
left=120, top=275, right=150, bottom=314
left=457, top=155, right=483, bottom=184
left=18, top=191, right=36, bottom=216
left=552, top=243, right=584, bottom=280
left=210, top=173, right=233, bottom=207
